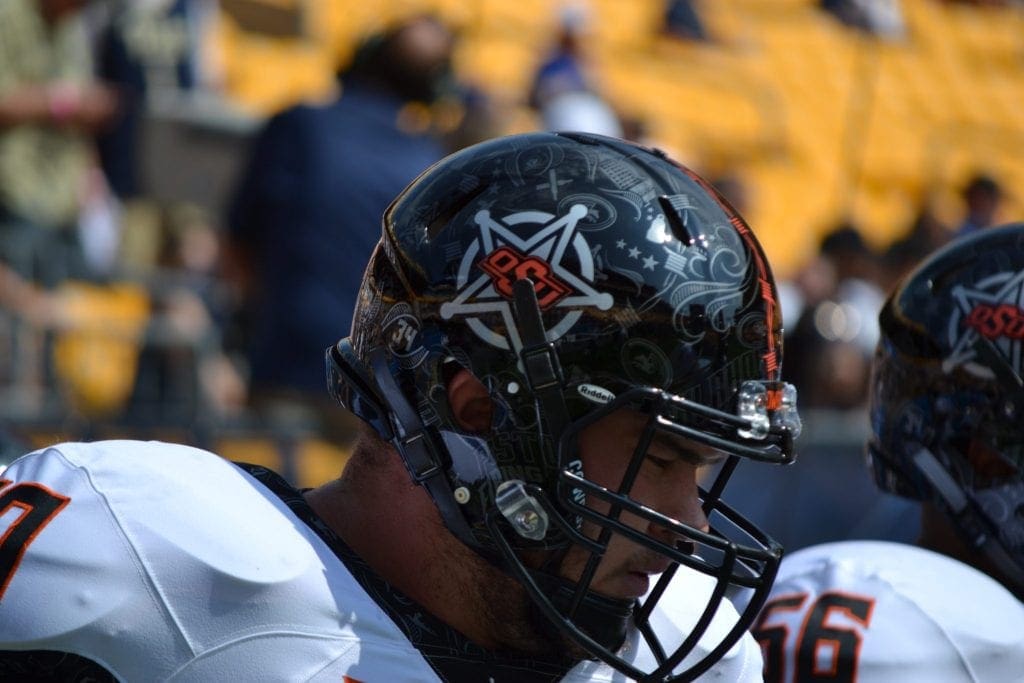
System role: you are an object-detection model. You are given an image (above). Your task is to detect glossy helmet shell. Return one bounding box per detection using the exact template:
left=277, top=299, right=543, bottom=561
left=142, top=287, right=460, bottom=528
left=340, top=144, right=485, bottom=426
left=336, top=131, right=787, bottom=543
left=869, top=222, right=1024, bottom=590
left=328, top=131, right=799, bottom=679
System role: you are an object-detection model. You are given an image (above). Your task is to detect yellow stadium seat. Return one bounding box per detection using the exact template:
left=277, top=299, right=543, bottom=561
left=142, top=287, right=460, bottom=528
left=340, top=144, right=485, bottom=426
left=52, top=282, right=151, bottom=418
left=207, top=0, right=1024, bottom=277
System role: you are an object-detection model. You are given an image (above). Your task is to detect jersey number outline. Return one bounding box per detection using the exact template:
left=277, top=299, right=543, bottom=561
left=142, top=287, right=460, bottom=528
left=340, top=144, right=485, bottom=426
left=753, top=591, right=875, bottom=683
left=0, top=478, right=71, bottom=601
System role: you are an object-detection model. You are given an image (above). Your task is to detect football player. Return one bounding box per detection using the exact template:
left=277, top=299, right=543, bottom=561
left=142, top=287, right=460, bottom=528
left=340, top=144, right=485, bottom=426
left=753, top=540, right=1024, bottom=682
left=0, top=132, right=801, bottom=681
left=869, top=222, right=1024, bottom=600
left=752, top=223, right=1024, bottom=682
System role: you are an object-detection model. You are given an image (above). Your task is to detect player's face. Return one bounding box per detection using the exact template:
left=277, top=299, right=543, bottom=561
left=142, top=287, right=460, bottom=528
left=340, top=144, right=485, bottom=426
left=558, top=408, right=719, bottom=599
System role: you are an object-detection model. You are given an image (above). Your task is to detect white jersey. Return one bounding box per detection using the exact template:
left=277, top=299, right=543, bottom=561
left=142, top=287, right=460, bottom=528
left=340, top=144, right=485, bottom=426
left=752, top=540, right=1024, bottom=683
left=0, top=440, right=763, bottom=682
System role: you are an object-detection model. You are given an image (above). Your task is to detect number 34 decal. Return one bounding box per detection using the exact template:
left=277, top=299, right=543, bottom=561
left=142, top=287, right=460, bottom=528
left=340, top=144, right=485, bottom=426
left=753, top=591, right=876, bottom=683
left=0, top=478, right=70, bottom=601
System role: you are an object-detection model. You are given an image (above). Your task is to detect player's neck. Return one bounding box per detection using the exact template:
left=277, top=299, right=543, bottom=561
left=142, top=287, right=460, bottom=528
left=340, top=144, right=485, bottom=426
left=305, top=451, right=506, bottom=649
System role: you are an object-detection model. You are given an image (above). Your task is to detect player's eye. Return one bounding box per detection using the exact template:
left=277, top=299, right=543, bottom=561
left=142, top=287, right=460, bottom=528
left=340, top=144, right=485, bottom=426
left=645, top=453, right=675, bottom=469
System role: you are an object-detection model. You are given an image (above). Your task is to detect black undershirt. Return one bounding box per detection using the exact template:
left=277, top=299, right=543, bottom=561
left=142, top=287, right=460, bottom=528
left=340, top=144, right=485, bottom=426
left=240, top=463, right=579, bottom=683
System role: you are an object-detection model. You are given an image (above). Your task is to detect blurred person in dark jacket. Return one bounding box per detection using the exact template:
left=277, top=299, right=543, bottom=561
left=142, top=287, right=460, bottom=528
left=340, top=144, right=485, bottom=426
left=226, top=15, right=455, bottom=442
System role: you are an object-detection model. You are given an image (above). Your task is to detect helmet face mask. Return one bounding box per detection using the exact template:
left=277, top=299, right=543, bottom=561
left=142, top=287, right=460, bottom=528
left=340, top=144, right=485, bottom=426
left=869, top=222, right=1024, bottom=599
left=328, top=132, right=800, bottom=679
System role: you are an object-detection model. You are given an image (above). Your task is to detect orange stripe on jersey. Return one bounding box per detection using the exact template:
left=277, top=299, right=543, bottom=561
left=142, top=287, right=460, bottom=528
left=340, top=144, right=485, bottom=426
left=343, top=677, right=365, bottom=683
left=0, top=482, right=71, bottom=601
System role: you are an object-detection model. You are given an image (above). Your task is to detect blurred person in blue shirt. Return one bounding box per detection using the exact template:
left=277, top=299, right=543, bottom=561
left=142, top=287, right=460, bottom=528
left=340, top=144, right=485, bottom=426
left=226, top=15, right=455, bottom=440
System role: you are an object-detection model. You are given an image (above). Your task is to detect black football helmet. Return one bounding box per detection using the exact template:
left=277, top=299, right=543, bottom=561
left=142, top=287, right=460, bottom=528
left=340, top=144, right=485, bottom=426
left=869, top=222, right=1024, bottom=599
left=327, top=132, right=800, bottom=680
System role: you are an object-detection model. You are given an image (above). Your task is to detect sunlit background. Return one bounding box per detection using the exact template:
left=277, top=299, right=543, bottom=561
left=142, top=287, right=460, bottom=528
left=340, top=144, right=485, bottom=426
left=1, top=1, right=1020, bottom=547
left=214, top=0, right=1024, bottom=275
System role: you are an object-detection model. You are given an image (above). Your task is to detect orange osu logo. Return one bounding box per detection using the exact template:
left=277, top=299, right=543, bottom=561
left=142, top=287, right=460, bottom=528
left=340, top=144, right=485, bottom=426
left=945, top=269, right=1024, bottom=374
left=964, top=303, right=1024, bottom=340
left=477, top=245, right=572, bottom=310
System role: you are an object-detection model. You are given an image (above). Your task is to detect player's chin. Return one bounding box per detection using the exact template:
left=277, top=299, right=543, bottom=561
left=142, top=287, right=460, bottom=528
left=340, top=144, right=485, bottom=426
left=591, top=571, right=652, bottom=600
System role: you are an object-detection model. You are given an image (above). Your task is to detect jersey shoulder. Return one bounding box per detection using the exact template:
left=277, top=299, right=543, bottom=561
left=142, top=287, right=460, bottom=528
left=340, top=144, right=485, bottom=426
left=0, top=440, right=439, bottom=682
left=757, top=540, right=1024, bottom=683
left=1, top=439, right=308, bottom=582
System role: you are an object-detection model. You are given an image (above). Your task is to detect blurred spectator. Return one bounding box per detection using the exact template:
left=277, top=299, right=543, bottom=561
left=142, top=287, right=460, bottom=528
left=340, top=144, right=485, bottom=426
left=784, top=222, right=885, bottom=409
left=820, top=0, right=906, bottom=38
left=128, top=203, right=246, bottom=423
left=226, top=14, right=453, bottom=443
left=817, top=223, right=885, bottom=357
left=528, top=3, right=624, bottom=137
left=436, top=82, right=506, bottom=154
left=661, top=0, right=710, bottom=42
left=708, top=172, right=750, bottom=216
left=540, top=91, right=622, bottom=137
left=94, top=0, right=216, bottom=200
left=955, top=171, right=1003, bottom=235
left=528, top=4, right=593, bottom=112
left=880, top=203, right=951, bottom=291
left=0, top=259, right=64, bottom=329
left=0, top=0, right=120, bottom=286
left=620, top=115, right=652, bottom=145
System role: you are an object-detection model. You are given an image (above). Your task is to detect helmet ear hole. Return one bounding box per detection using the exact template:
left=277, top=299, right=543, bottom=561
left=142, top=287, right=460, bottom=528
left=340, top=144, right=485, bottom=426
left=446, top=368, right=493, bottom=433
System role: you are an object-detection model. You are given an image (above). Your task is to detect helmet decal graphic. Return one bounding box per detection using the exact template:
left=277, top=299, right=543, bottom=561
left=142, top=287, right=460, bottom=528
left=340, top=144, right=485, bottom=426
left=621, top=338, right=673, bottom=387
left=440, top=204, right=614, bottom=352
left=380, top=302, right=428, bottom=369
left=945, top=269, right=1024, bottom=377
left=477, top=245, right=572, bottom=309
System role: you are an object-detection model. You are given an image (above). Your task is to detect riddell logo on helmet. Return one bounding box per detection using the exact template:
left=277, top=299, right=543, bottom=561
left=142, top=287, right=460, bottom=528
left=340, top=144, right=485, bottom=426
left=964, top=304, right=1024, bottom=340
left=577, top=383, right=616, bottom=404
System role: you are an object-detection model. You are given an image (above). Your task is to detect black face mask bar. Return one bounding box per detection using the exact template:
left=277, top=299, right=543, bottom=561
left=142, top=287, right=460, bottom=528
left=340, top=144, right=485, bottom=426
left=483, top=390, right=788, bottom=681
left=558, top=389, right=785, bottom=680
left=329, top=277, right=798, bottom=681
left=483, top=280, right=797, bottom=681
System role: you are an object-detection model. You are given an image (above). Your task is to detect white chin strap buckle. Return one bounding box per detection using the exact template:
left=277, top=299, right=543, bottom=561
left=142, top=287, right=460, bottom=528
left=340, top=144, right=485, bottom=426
left=496, top=480, right=550, bottom=541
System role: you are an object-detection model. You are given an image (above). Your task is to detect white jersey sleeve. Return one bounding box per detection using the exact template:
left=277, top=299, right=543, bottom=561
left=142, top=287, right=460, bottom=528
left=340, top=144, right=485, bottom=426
left=564, top=567, right=764, bottom=682
left=0, top=440, right=440, bottom=682
left=752, top=540, right=1024, bottom=683
left=0, top=439, right=762, bottom=682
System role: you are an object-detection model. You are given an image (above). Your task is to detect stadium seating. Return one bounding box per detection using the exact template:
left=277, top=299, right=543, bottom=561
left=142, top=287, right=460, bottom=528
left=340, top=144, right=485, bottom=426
left=211, top=0, right=1024, bottom=276
left=7, top=1, right=1019, bottom=475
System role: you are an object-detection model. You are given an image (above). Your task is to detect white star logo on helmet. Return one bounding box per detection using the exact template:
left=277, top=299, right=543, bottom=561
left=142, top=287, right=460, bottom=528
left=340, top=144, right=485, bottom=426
left=946, top=269, right=1024, bottom=377
left=440, top=204, right=613, bottom=352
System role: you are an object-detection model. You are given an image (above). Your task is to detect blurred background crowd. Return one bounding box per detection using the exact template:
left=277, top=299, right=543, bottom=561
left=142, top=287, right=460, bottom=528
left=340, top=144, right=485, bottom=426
left=1, top=0, right=1021, bottom=550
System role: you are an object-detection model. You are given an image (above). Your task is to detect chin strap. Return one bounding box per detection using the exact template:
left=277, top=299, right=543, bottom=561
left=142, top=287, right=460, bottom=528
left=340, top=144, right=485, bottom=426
left=912, top=446, right=1024, bottom=593
left=366, top=346, right=478, bottom=547
left=490, top=282, right=636, bottom=657
left=511, top=278, right=571, bottom=453
left=526, top=567, right=634, bottom=652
